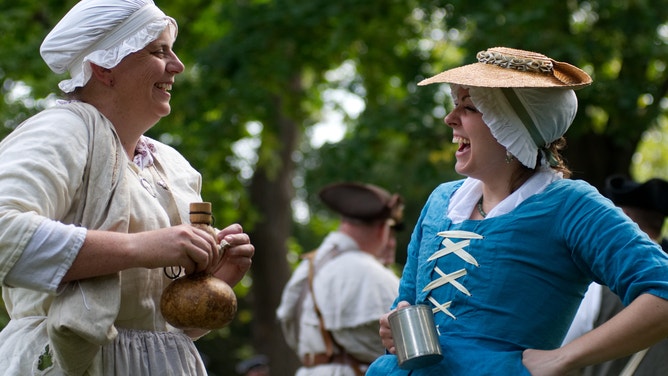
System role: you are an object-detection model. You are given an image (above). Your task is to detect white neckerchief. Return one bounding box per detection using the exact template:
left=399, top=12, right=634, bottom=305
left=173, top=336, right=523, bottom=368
left=447, top=168, right=562, bottom=223
left=133, top=136, right=156, bottom=170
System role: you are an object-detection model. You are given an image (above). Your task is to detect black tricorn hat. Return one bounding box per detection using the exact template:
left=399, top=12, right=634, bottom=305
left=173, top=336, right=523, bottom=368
left=603, top=175, right=668, bottom=217
left=318, top=182, right=404, bottom=227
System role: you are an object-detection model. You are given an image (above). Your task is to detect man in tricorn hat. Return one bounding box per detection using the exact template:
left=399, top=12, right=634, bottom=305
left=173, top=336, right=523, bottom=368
left=276, top=182, right=403, bottom=376
left=564, top=175, right=668, bottom=375
left=602, top=175, right=668, bottom=250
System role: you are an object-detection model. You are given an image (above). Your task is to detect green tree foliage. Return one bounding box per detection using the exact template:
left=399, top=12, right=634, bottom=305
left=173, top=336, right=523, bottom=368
left=2, top=0, right=668, bottom=375
left=0, top=0, right=78, bottom=138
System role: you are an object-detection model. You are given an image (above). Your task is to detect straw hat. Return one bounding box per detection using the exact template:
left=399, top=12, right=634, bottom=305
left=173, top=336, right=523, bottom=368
left=418, top=47, right=592, bottom=89
left=319, top=182, right=404, bottom=226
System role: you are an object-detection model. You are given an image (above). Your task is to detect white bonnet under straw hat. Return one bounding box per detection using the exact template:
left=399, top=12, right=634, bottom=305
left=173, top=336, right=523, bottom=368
left=40, top=0, right=177, bottom=93
left=419, top=47, right=592, bottom=169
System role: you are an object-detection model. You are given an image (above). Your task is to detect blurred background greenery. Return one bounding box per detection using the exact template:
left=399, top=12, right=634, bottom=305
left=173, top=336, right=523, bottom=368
left=2, top=0, right=668, bottom=374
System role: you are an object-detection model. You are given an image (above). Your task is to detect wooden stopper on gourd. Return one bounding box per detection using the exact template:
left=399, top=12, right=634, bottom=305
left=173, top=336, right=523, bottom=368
left=159, top=202, right=238, bottom=330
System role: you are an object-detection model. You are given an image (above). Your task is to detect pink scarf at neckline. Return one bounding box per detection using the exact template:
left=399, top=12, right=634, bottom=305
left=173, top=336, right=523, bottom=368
left=133, top=136, right=156, bottom=170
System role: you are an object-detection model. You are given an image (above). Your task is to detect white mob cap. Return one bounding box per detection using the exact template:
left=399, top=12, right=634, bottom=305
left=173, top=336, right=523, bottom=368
left=40, top=0, right=177, bottom=93
left=452, top=85, right=578, bottom=169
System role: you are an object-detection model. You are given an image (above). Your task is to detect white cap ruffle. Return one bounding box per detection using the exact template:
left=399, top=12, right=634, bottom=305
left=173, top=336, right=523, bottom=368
left=40, top=0, right=177, bottom=93
left=459, top=85, right=577, bottom=169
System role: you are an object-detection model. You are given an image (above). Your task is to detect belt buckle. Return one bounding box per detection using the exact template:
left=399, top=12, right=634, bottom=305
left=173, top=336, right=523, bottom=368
left=305, top=352, right=315, bottom=366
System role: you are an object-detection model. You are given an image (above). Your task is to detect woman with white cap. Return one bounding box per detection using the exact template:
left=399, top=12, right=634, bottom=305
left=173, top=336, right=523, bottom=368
left=366, top=47, right=668, bottom=375
left=0, top=1, right=254, bottom=374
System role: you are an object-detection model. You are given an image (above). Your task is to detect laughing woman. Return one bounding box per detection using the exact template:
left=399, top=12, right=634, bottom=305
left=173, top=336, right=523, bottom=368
left=0, top=1, right=254, bottom=374
left=366, top=47, right=668, bottom=376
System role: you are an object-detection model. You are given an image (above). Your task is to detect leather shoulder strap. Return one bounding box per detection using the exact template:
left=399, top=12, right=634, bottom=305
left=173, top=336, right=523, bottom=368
left=304, top=252, right=335, bottom=357
left=304, top=250, right=364, bottom=376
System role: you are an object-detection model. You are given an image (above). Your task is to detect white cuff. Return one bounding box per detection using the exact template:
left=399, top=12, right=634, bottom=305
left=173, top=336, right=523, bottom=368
left=4, top=220, right=86, bottom=293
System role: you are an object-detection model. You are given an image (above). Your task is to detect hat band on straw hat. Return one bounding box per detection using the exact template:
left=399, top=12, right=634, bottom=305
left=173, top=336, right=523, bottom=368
left=477, top=49, right=554, bottom=75
left=418, top=47, right=592, bottom=88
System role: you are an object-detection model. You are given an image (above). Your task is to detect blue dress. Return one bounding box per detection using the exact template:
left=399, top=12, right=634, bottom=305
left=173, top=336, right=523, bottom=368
left=367, top=179, right=668, bottom=375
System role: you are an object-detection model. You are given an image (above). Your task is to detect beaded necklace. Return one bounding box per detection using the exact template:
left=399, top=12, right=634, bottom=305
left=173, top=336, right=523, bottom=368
left=476, top=196, right=487, bottom=218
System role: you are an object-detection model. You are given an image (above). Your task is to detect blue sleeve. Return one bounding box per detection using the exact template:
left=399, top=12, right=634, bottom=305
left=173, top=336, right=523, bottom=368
left=560, top=180, right=668, bottom=305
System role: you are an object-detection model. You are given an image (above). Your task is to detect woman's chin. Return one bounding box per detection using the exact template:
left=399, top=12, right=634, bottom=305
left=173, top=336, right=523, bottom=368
left=156, top=104, right=172, bottom=118
left=454, top=161, right=470, bottom=176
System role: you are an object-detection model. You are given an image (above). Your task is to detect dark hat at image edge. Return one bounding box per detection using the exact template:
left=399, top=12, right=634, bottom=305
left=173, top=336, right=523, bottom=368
left=318, top=182, right=404, bottom=224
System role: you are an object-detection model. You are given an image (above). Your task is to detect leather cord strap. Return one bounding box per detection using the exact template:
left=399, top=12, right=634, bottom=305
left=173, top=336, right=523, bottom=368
left=304, top=252, right=335, bottom=359
left=304, top=252, right=365, bottom=376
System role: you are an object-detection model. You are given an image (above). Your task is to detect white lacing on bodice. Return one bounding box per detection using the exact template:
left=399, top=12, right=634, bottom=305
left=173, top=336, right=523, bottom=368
left=423, top=230, right=483, bottom=319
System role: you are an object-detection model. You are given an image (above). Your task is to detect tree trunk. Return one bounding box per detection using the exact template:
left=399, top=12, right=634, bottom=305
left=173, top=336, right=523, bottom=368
left=247, top=87, right=302, bottom=375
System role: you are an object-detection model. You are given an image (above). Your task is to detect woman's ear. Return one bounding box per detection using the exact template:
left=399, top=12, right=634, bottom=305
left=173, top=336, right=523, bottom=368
left=89, top=63, right=114, bottom=87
